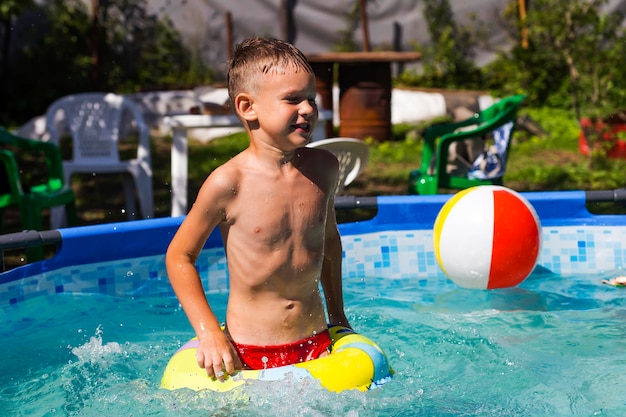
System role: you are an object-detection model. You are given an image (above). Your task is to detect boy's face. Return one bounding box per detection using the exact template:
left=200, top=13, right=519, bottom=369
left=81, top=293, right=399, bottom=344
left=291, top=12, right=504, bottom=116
left=247, top=65, right=318, bottom=150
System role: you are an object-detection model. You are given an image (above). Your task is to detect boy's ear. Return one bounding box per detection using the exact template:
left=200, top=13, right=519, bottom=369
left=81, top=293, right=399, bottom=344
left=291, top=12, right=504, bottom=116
left=234, top=93, right=257, bottom=121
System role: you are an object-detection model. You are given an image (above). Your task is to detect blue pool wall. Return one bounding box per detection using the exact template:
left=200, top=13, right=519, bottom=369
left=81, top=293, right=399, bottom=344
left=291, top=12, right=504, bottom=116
left=2, top=191, right=626, bottom=308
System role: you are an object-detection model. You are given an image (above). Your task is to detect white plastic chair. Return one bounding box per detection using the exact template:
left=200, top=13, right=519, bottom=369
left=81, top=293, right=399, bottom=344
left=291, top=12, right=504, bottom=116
left=306, top=137, right=369, bottom=195
left=45, top=93, right=153, bottom=227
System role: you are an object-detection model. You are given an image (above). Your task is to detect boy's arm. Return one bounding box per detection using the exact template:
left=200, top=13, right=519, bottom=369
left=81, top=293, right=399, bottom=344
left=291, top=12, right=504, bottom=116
left=321, top=195, right=350, bottom=328
left=165, top=172, right=241, bottom=378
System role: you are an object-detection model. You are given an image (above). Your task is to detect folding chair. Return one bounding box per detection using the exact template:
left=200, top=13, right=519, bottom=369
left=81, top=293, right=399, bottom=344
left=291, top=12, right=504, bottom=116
left=408, top=95, right=525, bottom=194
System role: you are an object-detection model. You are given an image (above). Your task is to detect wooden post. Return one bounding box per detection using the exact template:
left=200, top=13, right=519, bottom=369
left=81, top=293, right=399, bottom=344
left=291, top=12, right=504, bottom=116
left=519, top=0, right=528, bottom=49
left=279, top=0, right=297, bottom=44
left=359, top=0, right=371, bottom=52
left=90, top=0, right=100, bottom=87
left=225, top=11, right=233, bottom=60
left=280, top=0, right=288, bottom=41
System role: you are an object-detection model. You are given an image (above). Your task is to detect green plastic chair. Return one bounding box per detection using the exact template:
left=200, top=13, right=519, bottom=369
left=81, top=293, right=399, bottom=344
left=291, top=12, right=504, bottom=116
left=408, top=95, right=526, bottom=195
left=0, top=127, right=78, bottom=233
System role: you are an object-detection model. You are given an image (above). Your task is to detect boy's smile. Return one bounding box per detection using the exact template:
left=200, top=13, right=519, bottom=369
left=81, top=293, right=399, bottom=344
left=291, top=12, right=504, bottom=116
left=292, top=121, right=312, bottom=134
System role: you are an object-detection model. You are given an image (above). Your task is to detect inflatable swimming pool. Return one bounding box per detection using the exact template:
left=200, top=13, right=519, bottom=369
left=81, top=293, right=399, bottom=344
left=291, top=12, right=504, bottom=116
left=160, top=326, right=393, bottom=392
left=3, top=191, right=626, bottom=414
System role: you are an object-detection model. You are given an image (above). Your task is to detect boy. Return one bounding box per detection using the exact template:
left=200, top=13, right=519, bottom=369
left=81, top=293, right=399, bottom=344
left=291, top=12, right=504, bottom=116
left=165, top=37, right=350, bottom=380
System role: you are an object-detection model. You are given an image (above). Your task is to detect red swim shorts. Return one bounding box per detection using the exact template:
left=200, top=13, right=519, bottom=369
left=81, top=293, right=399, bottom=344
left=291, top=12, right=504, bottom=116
left=230, top=329, right=332, bottom=370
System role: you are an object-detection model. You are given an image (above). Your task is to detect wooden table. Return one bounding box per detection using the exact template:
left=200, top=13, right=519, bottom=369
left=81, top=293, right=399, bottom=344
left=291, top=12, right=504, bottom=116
left=307, top=51, right=421, bottom=141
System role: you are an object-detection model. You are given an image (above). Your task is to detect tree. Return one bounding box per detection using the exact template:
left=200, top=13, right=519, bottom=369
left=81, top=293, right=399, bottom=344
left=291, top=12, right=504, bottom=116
left=397, top=0, right=484, bottom=90
left=0, top=0, right=36, bottom=122
left=2, top=0, right=93, bottom=126
left=1, top=0, right=213, bottom=126
left=486, top=0, right=626, bottom=118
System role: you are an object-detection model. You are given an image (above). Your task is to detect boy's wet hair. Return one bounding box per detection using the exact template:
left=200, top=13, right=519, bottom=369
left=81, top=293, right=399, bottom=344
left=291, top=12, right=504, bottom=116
left=227, top=37, right=313, bottom=104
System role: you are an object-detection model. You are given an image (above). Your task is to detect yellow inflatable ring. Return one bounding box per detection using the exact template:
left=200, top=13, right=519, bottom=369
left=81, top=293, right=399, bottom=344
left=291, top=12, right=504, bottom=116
left=160, top=326, right=393, bottom=393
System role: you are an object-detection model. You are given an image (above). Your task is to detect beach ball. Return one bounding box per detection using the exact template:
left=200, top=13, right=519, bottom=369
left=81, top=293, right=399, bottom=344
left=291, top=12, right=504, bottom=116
left=433, top=186, right=541, bottom=289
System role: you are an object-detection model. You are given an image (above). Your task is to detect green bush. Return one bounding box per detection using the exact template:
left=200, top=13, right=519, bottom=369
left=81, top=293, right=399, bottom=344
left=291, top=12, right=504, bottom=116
left=0, top=0, right=214, bottom=127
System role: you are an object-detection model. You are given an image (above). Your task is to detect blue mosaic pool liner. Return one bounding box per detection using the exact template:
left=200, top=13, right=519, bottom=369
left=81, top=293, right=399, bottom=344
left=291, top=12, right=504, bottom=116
left=2, top=224, right=625, bottom=308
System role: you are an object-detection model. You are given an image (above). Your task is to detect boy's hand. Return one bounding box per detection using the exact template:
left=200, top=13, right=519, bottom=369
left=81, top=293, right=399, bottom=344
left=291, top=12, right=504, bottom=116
left=196, top=332, right=243, bottom=380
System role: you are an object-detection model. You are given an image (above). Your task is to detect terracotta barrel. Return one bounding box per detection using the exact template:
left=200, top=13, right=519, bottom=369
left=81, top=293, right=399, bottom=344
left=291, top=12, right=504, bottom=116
left=338, top=62, right=391, bottom=141
left=307, top=52, right=422, bottom=142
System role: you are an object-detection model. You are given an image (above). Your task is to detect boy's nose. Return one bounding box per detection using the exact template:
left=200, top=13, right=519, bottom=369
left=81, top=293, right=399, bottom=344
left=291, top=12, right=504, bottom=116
left=299, top=100, right=317, bottom=117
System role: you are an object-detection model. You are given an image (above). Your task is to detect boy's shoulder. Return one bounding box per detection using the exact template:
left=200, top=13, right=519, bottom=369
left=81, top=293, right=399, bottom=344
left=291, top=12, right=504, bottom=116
left=203, top=154, right=244, bottom=189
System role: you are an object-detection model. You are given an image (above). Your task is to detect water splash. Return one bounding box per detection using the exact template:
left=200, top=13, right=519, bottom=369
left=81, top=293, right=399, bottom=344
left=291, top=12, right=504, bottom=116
left=70, top=325, right=123, bottom=364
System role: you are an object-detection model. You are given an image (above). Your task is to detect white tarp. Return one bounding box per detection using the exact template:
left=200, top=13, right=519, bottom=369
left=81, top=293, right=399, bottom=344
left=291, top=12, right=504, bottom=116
left=72, top=0, right=626, bottom=80
left=148, top=0, right=513, bottom=79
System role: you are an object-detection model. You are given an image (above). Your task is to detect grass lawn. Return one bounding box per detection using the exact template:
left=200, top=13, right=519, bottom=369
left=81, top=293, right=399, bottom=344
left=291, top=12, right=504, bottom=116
left=2, top=106, right=626, bottom=234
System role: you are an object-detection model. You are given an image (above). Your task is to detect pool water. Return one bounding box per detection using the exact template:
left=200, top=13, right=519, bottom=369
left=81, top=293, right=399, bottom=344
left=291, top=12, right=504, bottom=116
left=2, top=269, right=626, bottom=417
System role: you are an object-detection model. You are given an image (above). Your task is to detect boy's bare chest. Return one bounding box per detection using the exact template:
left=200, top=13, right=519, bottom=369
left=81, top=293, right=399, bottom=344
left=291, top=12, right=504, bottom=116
left=228, top=174, right=327, bottom=244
